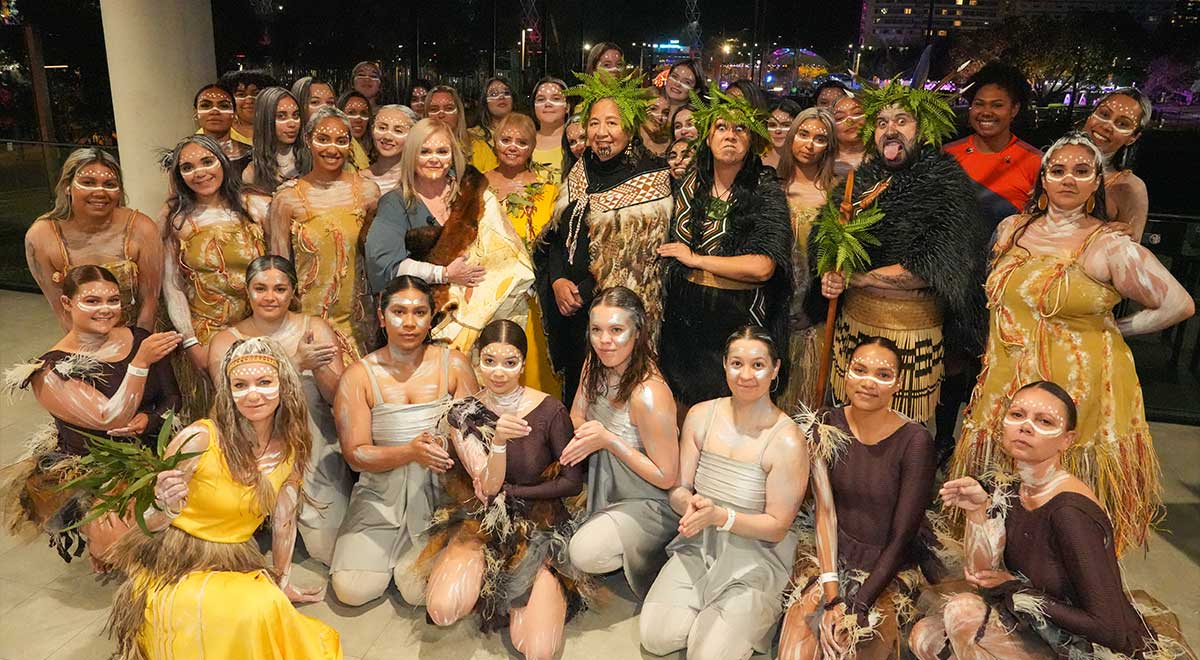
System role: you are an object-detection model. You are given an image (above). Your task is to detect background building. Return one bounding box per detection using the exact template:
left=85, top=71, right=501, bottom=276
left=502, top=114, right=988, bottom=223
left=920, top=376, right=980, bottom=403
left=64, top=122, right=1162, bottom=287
left=860, top=0, right=998, bottom=47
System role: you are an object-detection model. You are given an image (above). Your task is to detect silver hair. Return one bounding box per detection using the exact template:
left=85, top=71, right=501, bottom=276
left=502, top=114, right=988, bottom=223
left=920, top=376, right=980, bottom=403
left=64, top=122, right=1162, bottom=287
left=1040, top=131, right=1105, bottom=171
left=376, top=104, right=418, bottom=122
left=304, top=105, right=352, bottom=140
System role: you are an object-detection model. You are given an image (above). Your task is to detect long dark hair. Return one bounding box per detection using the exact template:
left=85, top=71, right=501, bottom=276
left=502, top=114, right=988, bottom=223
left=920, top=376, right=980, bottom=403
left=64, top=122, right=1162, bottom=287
left=1089, top=87, right=1153, bottom=171
left=1014, top=380, right=1078, bottom=431
left=724, top=325, right=780, bottom=362
left=248, top=87, right=308, bottom=193
left=62, top=264, right=120, bottom=299
left=668, top=59, right=707, bottom=102
left=377, top=275, right=437, bottom=345
left=477, top=77, right=515, bottom=142
left=681, top=137, right=767, bottom=250
left=163, top=134, right=252, bottom=232
left=581, top=286, right=659, bottom=405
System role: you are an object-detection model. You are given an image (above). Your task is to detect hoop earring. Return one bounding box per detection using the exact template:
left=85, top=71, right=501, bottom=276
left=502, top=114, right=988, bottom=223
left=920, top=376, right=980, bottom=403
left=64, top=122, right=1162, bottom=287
left=1036, top=192, right=1048, bottom=212
left=1085, top=195, right=1096, bottom=214
left=771, top=376, right=780, bottom=394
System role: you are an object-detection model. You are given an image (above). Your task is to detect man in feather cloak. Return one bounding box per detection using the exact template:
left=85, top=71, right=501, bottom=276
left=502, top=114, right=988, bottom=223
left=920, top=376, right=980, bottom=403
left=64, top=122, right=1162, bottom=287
left=816, top=80, right=988, bottom=425
left=533, top=71, right=674, bottom=404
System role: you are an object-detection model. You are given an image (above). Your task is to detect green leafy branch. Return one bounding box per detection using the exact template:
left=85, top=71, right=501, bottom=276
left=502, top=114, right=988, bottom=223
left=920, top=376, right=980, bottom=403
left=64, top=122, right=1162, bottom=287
left=813, top=201, right=884, bottom=276
left=59, top=411, right=201, bottom=535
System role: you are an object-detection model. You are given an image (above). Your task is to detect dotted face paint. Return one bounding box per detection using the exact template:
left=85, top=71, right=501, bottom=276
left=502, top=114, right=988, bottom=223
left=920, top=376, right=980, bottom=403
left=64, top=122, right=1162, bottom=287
left=75, top=299, right=123, bottom=313
left=73, top=167, right=120, bottom=192
left=497, top=136, right=532, bottom=151
left=479, top=344, right=524, bottom=376
left=312, top=127, right=352, bottom=150
left=229, top=363, right=281, bottom=400
left=231, top=383, right=281, bottom=400
left=847, top=356, right=898, bottom=386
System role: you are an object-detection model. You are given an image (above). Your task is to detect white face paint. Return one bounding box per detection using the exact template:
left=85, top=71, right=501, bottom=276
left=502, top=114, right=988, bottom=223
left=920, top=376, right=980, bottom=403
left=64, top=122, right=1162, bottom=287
left=479, top=342, right=524, bottom=395
left=228, top=363, right=281, bottom=412
left=386, top=297, right=431, bottom=329
left=1002, top=403, right=1066, bottom=436
left=231, top=383, right=281, bottom=399
left=588, top=306, right=637, bottom=369
left=724, top=338, right=776, bottom=399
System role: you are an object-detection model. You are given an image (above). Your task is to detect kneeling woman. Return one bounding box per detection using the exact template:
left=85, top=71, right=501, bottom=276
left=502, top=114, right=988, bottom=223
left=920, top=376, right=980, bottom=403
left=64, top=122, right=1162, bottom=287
left=777, top=337, right=937, bottom=660
left=421, top=319, right=588, bottom=659
left=564, top=287, right=679, bottom=598
left=207, top=256, right=351, bottom=565
left=108, top=336, right=338, bottom=659
left=911, top=382, right=1170, bottom=659
left=640, top=326, right=808, bottom=660
left=5, top=265, right=179, bottom=568
left=329, top=275, right=477, bottom=606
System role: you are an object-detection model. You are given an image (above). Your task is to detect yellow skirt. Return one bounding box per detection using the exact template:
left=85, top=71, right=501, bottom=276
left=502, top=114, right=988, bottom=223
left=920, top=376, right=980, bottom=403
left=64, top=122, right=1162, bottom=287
left=138, top=570, right=341, bottom=660
left=523, top=295, right=563, bottom=398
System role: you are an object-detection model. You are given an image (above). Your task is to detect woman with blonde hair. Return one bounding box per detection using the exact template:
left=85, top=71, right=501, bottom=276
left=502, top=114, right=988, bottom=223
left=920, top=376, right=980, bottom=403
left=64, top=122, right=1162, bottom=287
left=107, top=336, right=339, bottom=659
left=25, top=147, right=162, bottom=332
left=365, top=118, right=533, bottom=352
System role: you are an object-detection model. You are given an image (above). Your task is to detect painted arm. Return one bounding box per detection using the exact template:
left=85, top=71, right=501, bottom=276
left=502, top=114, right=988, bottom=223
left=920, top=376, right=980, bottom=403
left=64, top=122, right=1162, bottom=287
left=25, top=221, right=70, bottom=333
left=130, top=212, right=163, bottom=331
left=612, top=379, right=679, bottom=489
left=724, top=424, right=808, bottom=543
left=810, top=456, right=840, bottom=602
left=667, top=400, right=707, bottom=515
left=307, top=317, right=346, bottom=403
left=159, top=213, right=206, bottom=372
left=144, top=422, right=210, bottom=532
left=267, top=191, right=295, bottom=259
left=33, top=357, right=152, bottom=429
left=447, top=409, right=501, bottom=498
left=334, top=363, right=418, bottom=472
left=1091, top=234, right=1195, bottom=336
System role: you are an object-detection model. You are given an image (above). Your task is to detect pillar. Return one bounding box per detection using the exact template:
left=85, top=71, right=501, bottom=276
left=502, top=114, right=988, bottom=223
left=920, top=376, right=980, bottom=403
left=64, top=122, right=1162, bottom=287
left=100, top=0, right=216, bottom=214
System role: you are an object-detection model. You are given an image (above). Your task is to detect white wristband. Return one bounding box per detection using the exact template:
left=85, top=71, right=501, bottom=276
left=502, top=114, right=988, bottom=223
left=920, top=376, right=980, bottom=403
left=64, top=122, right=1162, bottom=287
left=818, top=571, right=840, bottom=585
left=718, top=507, right=736, bottom=532
left=489, top=443, right=507, bottom=454
left=180, top=337, right=200, bottom=350
left=127, top=365, right=149, bottom=378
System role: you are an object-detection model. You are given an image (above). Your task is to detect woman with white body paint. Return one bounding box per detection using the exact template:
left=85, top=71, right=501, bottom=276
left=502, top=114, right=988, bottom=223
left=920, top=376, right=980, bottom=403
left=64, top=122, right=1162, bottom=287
left=564, top=286, right=681, bottom=599
left=4, top=265, right=180, bottom=569
left=328, top=275, right=477, bottom=606
left=207, top=255, right=350, bottom=565
left=420, top=319, right=589, bottom=660
left=640, top=326, right=808, bottom=660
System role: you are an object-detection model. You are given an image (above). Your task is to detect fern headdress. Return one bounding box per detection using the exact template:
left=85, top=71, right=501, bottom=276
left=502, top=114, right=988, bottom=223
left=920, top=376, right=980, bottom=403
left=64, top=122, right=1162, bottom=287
left=859, top=80, right=956, bottom=150
left=689, top=82, right=771, bottom=149
left=564, top=70, right=655, bottom=133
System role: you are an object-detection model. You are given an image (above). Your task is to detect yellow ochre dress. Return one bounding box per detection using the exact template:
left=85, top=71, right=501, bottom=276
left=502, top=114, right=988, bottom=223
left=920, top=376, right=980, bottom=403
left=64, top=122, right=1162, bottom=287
left=111, top=419, right=341, bottom=660
left=499, top=180, right=562, bottom=396
left=951, top=224, right=1159, bottom=557
left=291, top=177, right=369, bottom=359
left=177, top=213, right=266, bottom=343
left=47, top=214, right=140, bottom=327
left=468, top=126, right=499, bottom=172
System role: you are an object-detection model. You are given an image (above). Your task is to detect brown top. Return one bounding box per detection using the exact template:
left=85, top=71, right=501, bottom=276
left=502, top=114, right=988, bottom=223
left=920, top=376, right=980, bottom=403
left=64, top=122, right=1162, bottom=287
left=447, top=395, right=584, bottom=500
left=1004, top=491, right=1152, bottom=655
left=824, top=406, right=935, bottom=614
left=30, top=327, right=180, bottom=454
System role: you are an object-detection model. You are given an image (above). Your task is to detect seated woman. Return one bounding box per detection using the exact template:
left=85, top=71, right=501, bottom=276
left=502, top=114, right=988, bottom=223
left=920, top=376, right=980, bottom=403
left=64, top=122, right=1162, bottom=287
left=564, top=287, right=679, bottom=599
left=777, top=337, right=937, bottom=660
left=911, top=382, right=1181, bottom=660
left=640, top=326, right=808, bottom=660
left=207, top=256, right=350, bottom=565
left=364, top=118, right=533, bottom=353
left=421, top=319, right=588, bottom=659
left=3, top=265, right=179, bottom=568
left=329, top=275, right=477, bottom=607
left=25, top=148, right=162, bottom=332
left=107, top=336, right=337, bottom=659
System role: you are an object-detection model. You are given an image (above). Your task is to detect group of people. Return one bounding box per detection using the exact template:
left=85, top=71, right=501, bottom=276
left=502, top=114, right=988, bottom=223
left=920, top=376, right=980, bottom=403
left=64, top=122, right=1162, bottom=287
left=8, top=44, right=1195, bottom=660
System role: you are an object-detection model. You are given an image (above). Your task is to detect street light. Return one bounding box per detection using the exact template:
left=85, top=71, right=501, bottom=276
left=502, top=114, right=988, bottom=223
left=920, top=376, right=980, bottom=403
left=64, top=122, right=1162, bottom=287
left=582, top=42, right=591, bottom=69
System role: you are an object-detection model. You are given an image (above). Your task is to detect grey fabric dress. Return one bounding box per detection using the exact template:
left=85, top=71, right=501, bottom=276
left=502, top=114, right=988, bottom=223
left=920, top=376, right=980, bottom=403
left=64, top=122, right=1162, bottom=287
left=581, top=390, right=679, bottom=598
left=330, top=348, right=452, bottom=574
left=645, top=409, right=800, bottom=653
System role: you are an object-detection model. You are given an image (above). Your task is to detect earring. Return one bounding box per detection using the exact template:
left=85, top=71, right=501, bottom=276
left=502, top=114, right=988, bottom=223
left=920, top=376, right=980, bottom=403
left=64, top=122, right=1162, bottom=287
left=1036, top=192, right=1048, bottom=212
left=770, top=376, right=780, bottom=394
left=1085, top=196, right=1096, bottom=214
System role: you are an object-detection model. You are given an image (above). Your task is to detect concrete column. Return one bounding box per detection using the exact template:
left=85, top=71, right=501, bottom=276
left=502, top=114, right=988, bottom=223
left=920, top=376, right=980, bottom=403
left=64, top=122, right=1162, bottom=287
left=100, top=0, right=216, bottom=214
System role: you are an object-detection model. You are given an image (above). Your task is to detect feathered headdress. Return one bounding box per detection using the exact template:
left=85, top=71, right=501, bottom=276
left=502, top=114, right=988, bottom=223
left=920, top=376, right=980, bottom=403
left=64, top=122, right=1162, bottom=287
left=689, top=82, right=771, bottom=148
left=859, top=81, right=956, bottom=149
left=564, top=70, right=656, bottom=133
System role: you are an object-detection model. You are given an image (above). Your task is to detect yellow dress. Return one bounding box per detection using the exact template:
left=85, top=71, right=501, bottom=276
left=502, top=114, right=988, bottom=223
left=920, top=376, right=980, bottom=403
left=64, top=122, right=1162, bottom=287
left=952, top=224, right=1158, bottom=556
left=129, top=419, right=341, bottom=660
left=47, top=214, right=140, bottom=327
left=177, top=213, right=265, bottom=343
left=468, top=126, right=499, bottom=172
left=291, top=177, right=368, bottom=359
left=350, top=139, right=370, bottom=171
left=532, top=145, right=564, bottom=182
left=499, top=180, right=562, bottom=396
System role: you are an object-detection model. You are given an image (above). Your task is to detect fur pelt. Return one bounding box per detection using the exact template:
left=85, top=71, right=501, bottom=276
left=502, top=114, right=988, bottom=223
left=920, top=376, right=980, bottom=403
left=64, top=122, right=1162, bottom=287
left=405, top=166, right=488, bottom=311
left=814, top=147, right=989, bottom=354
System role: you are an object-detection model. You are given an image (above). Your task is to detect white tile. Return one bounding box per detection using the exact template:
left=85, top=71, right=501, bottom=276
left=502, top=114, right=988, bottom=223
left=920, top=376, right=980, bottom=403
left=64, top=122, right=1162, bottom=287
left=0, top=578, right=39, bottom=616
left=0, top=587, right=105, bottom=660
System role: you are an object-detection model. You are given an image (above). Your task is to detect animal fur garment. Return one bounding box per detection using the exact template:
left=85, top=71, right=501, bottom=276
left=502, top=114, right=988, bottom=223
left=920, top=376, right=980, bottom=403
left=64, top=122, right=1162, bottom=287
left=405, top=166, right=488, bottom=311
left=811, top=146, right=989, bottom=355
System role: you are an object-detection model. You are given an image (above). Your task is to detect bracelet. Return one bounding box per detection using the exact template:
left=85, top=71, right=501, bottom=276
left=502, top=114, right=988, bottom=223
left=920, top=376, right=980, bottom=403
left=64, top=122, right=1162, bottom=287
left=180, top=337, right=200, bottom=350
left=823, top=596, right=845, bottom=612
left=818, top=571, right=840, bottom=585
left=152, top=499, right=181, bottom=519
left=718, top=507, right=736, bottom=532
left=127, top=365, right=150, bottom=378
left=489, top=442, right=507, bottom=454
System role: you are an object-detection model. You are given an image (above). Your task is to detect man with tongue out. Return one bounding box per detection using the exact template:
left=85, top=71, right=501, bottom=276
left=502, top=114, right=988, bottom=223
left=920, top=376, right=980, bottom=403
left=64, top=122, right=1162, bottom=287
left=815, top=81, right=988, bottom=429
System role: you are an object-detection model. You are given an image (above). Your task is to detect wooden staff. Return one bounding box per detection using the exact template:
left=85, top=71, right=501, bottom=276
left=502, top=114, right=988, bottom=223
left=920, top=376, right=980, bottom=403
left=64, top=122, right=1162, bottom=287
left=811, top=170, right=856, bottom=409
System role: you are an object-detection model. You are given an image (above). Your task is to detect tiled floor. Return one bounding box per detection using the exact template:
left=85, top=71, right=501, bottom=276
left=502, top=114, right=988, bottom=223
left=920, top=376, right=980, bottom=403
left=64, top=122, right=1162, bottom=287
left=0, top=291, right=1196, bottom=659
